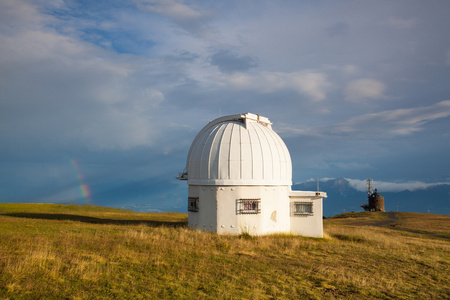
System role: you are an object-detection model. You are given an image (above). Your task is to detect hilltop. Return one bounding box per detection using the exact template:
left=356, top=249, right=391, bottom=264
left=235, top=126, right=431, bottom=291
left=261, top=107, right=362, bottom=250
left=0, top=204, right=449, bottom=299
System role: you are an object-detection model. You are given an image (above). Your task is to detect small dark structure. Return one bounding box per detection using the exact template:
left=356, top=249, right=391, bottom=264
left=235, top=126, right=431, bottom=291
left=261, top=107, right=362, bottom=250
left=361, top=179, right=385, bottom=212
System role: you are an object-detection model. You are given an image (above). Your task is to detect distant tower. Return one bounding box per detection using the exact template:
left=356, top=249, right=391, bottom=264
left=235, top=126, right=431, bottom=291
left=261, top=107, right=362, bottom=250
left=361, top=179, right=385, bottom=212
left=368, top=188, right=385, bottom=212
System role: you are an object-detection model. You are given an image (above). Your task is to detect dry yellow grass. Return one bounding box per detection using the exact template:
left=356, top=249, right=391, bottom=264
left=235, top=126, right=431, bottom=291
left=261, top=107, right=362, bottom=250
left=393, top=212, right=450, bottom=236
left=0, top=204, right=449, bottom=299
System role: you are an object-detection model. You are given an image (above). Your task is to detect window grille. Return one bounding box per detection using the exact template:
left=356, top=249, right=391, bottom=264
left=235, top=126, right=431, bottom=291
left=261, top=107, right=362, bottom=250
left=237, top=198, right=261, bottom=214
left=188, top=197, right=199, bottom=212
left=292, top=202, right=313, bottom=216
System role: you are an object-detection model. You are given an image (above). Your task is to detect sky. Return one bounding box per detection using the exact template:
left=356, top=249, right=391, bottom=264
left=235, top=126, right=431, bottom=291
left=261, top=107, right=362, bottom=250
left=1, top=0, right=449, bottom=212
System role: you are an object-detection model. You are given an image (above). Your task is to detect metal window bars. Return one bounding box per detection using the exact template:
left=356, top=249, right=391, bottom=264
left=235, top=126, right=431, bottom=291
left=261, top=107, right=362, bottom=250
left=237, top=198, right=261, bottom=214
left=292, top=202, right=313, bottom=216
left=188, top=197, right=199, bottom=212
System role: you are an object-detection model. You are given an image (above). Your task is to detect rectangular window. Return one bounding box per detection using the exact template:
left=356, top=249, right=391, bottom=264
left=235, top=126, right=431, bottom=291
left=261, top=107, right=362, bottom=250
left=237, top=199, right=261, bottom=214
left=188, top=197, right=199, bottom=212
left=292, top=202, right=313, bottom=216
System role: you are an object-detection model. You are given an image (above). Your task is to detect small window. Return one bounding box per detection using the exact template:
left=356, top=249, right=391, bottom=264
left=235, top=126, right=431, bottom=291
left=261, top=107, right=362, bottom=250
left=292, top=202, right=313, bottom=216
left=188, top=197, right=199, bottom=212
left=237, top=199, right=261, bottom=214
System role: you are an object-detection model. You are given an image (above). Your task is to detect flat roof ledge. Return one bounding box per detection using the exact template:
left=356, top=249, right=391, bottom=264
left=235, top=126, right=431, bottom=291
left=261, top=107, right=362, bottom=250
left=289, top=191, right=327, bottom=198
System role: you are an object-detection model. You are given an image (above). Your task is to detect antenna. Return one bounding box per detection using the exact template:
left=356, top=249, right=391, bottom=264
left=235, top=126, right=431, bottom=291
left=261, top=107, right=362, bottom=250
left=366, top=179, right=373, bottom=196
left=317, top=177, right=319, bottom=192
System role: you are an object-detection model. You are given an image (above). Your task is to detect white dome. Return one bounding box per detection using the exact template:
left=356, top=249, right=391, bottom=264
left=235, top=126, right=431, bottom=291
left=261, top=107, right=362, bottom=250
left=185, top=113, right=292, bottom=186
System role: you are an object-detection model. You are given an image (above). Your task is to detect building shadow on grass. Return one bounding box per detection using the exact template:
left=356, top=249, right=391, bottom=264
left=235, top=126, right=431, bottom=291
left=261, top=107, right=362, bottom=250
left=2, top=212, right=187, bottom=228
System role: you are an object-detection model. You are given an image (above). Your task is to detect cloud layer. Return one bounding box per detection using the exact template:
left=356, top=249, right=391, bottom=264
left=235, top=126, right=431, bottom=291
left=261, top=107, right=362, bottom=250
left=344, top=178, right=450, bottom=193
left=1, top=0, right=449, bottom=211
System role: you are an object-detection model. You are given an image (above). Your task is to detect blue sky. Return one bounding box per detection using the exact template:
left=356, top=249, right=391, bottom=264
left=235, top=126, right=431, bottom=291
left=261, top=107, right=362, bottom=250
left=1, top=0, right=449, bottom=212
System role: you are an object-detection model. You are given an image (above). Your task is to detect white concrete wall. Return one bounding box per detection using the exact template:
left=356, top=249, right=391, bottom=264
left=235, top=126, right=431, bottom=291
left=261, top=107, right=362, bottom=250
left=188, top=185, right=291, bottom=235
left=289, top=192, right=324, bottom=238
left=188, top=185, right=325, bottom=238
left=256, top=186, right=290, bottom=235
left=225, top=185, right=291, bottom=235
left=188, top=185, right=217, bottom=232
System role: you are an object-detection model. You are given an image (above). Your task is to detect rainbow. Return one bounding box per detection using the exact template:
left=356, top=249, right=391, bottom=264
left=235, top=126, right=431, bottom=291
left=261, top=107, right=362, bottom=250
left=70, top=158, right=92, bottom=204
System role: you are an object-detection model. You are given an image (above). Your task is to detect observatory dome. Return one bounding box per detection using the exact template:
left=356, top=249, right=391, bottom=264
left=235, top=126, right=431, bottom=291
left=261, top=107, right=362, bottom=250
left=185, top=113, right=292, bottom=186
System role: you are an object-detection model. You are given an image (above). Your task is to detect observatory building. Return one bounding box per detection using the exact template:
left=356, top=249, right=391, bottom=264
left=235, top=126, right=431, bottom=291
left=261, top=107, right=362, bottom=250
left=177, top=113, right=326, bottom=237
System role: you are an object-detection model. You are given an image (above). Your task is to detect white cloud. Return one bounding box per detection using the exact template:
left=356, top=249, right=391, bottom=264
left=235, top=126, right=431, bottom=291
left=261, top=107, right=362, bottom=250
left=136, top=0, right=203, bottom=20
left=346, top=178, right=450, bottom=192
left=304, top=177, right=336, bottom=183
left=0, top=0, right=172, bottom=151
left=295, top=177, right=450, bottom=192
left=135, top=0, right=210, bottom=36
left=320, top=177, right=336, bottom=182
left=332, top=100, right=450, bottom=136
left=218, top=71, right=329, bottom=101
left=275, top=126, right=311, bottom=137
left=279, top=100, right=450, bottom=139
left=0, top=0, right=49, bottom=32
left=294, top=177, right=333, bottom=185
left=345, top=78, right=386, bottom=101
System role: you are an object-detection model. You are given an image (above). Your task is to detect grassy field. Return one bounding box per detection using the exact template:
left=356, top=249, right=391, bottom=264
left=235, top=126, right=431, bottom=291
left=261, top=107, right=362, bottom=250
left=392, top=212, right=450, bottom=236
left=0, top=204, right=449, bottom=299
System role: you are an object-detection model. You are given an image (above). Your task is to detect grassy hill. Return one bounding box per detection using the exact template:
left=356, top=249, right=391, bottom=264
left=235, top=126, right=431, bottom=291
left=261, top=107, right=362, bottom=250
left=0, top=204, right=449, bottom=299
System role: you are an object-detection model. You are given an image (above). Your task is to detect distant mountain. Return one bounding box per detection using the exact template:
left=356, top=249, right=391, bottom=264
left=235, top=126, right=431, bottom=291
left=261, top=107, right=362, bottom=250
left=292, top=178, right=450, bottom=217
left=72, top=177, right=449, bottom=217
left=89, top=178, right=187, bottom=213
